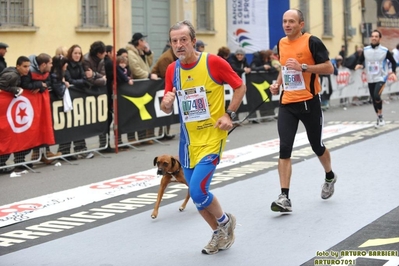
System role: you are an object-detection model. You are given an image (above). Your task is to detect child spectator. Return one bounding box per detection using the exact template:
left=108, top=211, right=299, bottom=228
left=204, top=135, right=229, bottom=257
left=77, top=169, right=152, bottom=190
left=116, top=55, right=133, bottom=85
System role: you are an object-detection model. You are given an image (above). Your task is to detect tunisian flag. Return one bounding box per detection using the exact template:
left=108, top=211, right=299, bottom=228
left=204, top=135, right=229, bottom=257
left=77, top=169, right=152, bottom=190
left=0, top=90, right=55, bottom=154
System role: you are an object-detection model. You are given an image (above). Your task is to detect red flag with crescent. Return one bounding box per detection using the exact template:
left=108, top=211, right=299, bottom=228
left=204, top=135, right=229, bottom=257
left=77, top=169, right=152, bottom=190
left=0, top=90, right=55, bottom=154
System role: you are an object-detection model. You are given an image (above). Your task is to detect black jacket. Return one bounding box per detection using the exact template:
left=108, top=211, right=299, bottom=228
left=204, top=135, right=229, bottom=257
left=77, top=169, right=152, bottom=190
left=20, top=55, right=51, bottom=92
left=50, top=72, right=67, bottom=99
left=65, top=60, right=88, bottom=89
left=0, top=67, right=21, bottom=94
left=82, top=53, right=106, bottom=87
left=250, top=59, right=277, bottom=73
left=0, top=56, right=7, bottom=73
left=104, top=56, right=113, bottom=95
left=228, top=55, right=250, bottom=76
left=116, top=66, right=132, bottom=83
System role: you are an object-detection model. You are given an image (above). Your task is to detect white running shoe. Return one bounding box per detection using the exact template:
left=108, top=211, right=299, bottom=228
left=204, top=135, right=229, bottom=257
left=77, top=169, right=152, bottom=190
left=85, top=152, right=94, bottom=159
left=271, top=194, right=292, bottom=212
left=218, top=213, right=236, bottom=250
left=374, top=117, right=385, bottom=128
left=321, top=175, right=337, bottom=199
left=202, top=231, right=221, bottom=255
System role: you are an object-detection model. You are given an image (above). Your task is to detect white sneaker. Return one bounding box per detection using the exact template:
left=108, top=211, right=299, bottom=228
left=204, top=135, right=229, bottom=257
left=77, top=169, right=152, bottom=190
left=217, top=213, right=236, bottom=250
left=201, top=231, right=220, bottom=255
left=321, top=175, right=337, bottom=199
left=374, top=117, right=385, bottom=128
left=271, top=194, right=292, bottom=212
left=84, top=152, right=94, bottom=159
left=78, top=152, right=94, bottom=159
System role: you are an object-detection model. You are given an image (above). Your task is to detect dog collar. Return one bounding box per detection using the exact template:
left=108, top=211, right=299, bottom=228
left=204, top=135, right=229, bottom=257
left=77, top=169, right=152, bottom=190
left=167, top=169, right=180, bottom=175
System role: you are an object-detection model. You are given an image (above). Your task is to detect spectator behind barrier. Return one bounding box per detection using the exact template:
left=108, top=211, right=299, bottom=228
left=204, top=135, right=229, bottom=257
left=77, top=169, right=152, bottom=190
left=21, top=53, right=61, bottom=165
left=82, top=41, right=114, bottom=153
left=151, top=44, right=178, bottom=140
left=0, top=42, right=9, bottom=73
left=0, top=56, right=31, bottom=174
left=228, top=48, right=251, bottom=77
left=126, top=33, right=157, bottom=144
left=217, top=46, right=231, bottom=61
left=250, top=50, right=278, bottom=73
left=343, top=46, right=363, bottom=70
left=59, top=44, right=94, bottom=159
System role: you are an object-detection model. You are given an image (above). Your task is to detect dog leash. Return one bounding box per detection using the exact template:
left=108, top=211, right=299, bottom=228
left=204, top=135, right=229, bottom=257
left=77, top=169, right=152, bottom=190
left=228, top=97, right=270, bottom=135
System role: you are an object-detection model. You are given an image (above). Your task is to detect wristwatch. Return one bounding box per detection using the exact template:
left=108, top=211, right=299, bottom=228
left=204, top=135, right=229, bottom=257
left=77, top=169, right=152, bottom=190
left=226, top=110, right=237, bottom=120
left=301, top=64, right=308, bottom=72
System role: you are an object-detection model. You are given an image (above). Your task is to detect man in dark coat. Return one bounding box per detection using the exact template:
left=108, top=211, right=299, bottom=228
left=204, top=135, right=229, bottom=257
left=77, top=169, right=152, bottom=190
left=0, top=42, right=9, bottom=73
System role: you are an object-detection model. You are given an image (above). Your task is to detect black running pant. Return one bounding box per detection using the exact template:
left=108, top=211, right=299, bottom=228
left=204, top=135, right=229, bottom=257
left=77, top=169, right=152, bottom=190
left=368, top=82, right=385, bottom=113
left=277, top=95, right=326, bottom=159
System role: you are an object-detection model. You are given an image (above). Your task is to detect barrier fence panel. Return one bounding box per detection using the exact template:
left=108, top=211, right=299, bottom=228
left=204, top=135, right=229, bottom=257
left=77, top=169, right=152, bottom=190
left=117, top=79, right=178, bottom=147
left=50, top=85, right=109, bottom=144
left=49, top=85, right=110, bottom=161
left=327, top=68, right=399, bottom=101
left=244, top=71, right=279, bottom=120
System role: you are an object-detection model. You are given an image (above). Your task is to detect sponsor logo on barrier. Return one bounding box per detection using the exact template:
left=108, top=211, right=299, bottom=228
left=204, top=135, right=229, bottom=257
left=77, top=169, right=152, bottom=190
left=52, top=95, right=108, bottom=130
left=337, top=71, right=351, bottom=87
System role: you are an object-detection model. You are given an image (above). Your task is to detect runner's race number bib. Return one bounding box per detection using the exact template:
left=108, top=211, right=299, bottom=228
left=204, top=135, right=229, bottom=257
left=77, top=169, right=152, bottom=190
left=367, top=61, right=379, bottom=74
left=282, top=66, right=306, bottom=91
left=177, top=86, right=210, bottom=123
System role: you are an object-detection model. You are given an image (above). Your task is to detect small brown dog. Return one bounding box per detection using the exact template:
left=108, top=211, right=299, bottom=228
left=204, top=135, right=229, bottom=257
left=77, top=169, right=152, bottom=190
left=152, top=155, right=190, bottom=219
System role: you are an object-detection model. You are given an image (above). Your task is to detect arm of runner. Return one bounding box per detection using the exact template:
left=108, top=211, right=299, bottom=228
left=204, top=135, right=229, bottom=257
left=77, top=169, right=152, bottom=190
left=226, top=83, right=246, bottom=113
left=270, top=71, right=282, bottom=95
left=161, top=87, right=176, bottom=114
left=285, top=58, right=333, bottom=75
left=215, top=82, right=246, bottom=131
left=386, top=50, right=397, bottom=74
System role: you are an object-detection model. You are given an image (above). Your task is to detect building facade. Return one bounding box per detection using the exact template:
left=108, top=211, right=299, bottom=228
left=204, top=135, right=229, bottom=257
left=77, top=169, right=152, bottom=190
left=289, top=0, right=364, bottom=58
left=0, top=0, right=378, bottom=68
left=0, top=0, right=229, bottom=67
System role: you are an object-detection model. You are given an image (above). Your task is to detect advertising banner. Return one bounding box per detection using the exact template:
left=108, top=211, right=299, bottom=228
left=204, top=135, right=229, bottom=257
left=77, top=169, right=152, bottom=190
left=226, top=0, right=289, bottom=53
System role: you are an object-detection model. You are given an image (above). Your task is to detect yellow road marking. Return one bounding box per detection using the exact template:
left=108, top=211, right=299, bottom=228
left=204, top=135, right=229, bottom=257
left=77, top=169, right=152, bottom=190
left=359, top=237, right=399, bottom=248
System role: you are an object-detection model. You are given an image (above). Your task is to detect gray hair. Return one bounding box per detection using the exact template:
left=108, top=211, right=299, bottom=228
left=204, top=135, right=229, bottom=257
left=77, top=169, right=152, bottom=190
left=169, top=20, right=196, bottom=41
left=286, top=9, right=305, bottom=23
left=294, top=9, right=305, bottom=22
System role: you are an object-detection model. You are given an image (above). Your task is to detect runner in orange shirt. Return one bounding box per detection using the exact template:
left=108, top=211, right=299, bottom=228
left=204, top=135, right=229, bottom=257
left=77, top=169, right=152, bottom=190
left=269, top=9, right=337, bottom=212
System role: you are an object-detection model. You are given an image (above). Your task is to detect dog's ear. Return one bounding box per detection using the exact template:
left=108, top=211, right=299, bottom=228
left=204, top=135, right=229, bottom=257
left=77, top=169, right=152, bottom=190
left=171, top=156, right=181, bottom=169
left=153, top=157, right=158, bottom=166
